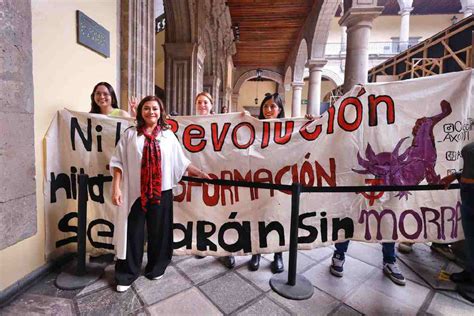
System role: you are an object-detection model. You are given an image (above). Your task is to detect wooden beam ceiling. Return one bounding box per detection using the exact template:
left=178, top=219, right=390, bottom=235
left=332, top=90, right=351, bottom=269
left=227, top=0, right=315, bottom=68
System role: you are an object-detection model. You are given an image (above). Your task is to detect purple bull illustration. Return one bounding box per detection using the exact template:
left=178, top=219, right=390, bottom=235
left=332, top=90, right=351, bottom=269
left=353, top=100, right=452, bottom=200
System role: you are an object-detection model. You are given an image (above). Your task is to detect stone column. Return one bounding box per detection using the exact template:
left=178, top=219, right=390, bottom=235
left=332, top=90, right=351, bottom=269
left=120, top=0, right=155, bottom=109
left=340, top=26, right=347, bottom=53
left=231, top=93, right=239, bottom=112
left=0, top=0, right=37, bottom=249
left=340, top=0, right=347, bottom=53
left=339, top=5, right=383, bottom=93
left=306, top=59, right=327, bottom=115
left=164, top=43, right=205, bottom=115
left=397, top=0, right=413, bottom=52
left=291, top=82, right=304, bottom=117
left=460, top=0, right=474, bottom=18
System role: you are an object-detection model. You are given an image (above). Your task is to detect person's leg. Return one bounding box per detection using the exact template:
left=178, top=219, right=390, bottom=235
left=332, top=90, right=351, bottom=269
left=382, top=242, right=405, bottom=285
left=272, top=252, right=284, bottom=274
left=452, top=184, right=474, bottom=283
left=382, top=242, right=396, bottom=264
left=334, top=241, right=350, bottom=257
left=222, top=255, right=235, bottom=269
left=115, top=199, right=146, bottom=286
left=248, top=254, right=261, bottom=271
left=145, top=190, right=173, bottom=279
left=454, top=184, right=474, bottom=302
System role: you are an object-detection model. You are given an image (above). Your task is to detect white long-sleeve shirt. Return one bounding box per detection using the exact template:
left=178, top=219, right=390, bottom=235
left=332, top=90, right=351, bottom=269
left=109, top=127, right=191, bottom=259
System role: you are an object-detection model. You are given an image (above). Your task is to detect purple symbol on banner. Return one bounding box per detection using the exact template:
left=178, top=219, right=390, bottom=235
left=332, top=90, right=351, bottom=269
left=353, top=100, right=452, bottom=200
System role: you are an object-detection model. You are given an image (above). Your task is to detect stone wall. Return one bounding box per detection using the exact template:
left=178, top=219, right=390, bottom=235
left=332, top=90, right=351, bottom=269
left=0, top=0, right=36, bottom=249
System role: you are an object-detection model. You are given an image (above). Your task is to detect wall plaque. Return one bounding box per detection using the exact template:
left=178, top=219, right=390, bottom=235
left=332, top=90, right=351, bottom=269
left=76, top=10, right=110, bottom=58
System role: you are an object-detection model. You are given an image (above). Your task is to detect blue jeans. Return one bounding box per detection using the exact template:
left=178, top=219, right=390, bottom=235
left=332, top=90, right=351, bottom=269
left=460, top=183, right=474, bottom=276
left=334, top=241, right=396, bottom=264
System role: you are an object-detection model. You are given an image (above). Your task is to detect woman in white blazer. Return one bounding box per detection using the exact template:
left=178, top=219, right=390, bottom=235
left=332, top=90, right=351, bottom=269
left=110, top=95, right=209, bottom=292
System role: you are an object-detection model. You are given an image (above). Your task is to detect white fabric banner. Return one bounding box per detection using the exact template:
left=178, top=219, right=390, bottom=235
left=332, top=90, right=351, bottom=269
left=44, top=70, right=473, bottom=259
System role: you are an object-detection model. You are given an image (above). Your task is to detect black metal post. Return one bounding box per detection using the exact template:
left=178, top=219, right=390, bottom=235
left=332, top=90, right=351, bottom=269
left=287, top=182, right=302, bottom=286
left=56, top=174, right=104, bottom=290
left=270, top=182, right=313, bottom=300
left=76, top=174, right=88, bottom=275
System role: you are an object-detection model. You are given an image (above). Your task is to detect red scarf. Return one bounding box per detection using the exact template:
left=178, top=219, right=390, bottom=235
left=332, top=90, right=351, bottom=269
left=138, top=125, right=162, bottom=212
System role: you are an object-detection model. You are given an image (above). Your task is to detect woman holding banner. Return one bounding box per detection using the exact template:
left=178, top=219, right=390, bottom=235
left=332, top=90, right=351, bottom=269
left=193, top=91, right=236, bottom=269
left=248, top=92, right=285, bottom=274
left=89, top=82, right=137, bottom=117
left=110, top=96, right=210, bottom=293
left=441, top=140, right=474, bottom=302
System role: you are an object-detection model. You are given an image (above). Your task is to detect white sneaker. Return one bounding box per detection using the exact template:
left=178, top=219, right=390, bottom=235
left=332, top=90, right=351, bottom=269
left=383, top=262, right=406, bottom=286
left=330, top=253, right=345, bottom=277
left=153, top=274, right=164, bottom=280
left=116, top=285, right=131, bottom=292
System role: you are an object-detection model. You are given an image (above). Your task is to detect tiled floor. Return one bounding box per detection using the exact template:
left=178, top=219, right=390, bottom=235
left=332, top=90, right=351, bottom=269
left=2, top=242, right=474, bottom=315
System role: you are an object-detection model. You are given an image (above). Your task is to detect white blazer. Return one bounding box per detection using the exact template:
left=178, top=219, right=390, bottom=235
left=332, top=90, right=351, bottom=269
left=110, top=127, right=191, bottom=259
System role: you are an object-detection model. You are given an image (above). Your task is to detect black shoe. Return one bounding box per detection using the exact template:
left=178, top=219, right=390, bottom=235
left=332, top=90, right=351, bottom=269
left=457, top=283, right=474, bottom=303
left=271, top=252, right=284, bottom=274
left=195, top=255, right=205, bottom=259
left=450, top=270, right=473, bottom=283
left=222, top=256, right=235, bottom=269
left=248, top=254, right=260, bottom=271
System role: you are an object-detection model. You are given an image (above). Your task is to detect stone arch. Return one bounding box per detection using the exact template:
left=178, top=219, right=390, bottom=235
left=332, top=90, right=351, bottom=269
left=202, top=26, right=215, bottom=76
left=164, top=0, right=196, bottom=43
left=233, top=69, right=284, bottom=94
left=284, top=66, right=292, bottom=91
left=293, top=38, right=308, bottom=83
left=322, top=68, right=343, bottom=86
left=309, top=0, right=341, bottom=58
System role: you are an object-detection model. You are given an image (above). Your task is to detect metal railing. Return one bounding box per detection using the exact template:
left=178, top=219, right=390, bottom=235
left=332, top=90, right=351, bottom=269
left=325, top=41, right=417, bottom=56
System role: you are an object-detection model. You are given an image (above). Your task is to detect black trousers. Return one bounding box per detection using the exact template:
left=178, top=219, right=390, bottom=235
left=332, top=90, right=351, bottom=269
left=115, top=190, right=173, bottom=286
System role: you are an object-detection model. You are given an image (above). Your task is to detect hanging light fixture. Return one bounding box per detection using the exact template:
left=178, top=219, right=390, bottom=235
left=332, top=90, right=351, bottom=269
left=254, top=68, right=263, bottom=105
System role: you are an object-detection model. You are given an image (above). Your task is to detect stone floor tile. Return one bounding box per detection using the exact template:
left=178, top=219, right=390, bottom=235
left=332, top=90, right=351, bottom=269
left=147, top=287, right=222, bottom=316
left=301, top=247, right=334, bottom=263
left=426, top=292, right=474, bottom=315
left=199, top=272, right=261, bottom=314
left=398, top=256, right=454, bottom=290
left=24, top=272, right=82, bottom=299
left=132, top=309, right=148, bottom=316
left=133, top=266, right=192, bottom=306
left=262, top=251, right=316, bottom=273
left=1, top=294, right=75, bottom=315
left=302, top=256, right=377, bottom=300
left=398, top=246, right=449, bottom=270
left=396, top=260, right=429, bottom=286
left=328, top=303, right=363, bottom=316
left=345, top=272, right=430, bottom=312
left=77, top=264, right=115, bottom=297
left=268, top=286, right=340, bottom=316
left=236, top=257, right=274, bottom=291
left=172, top=254, right=192, bottom=264
left=362, top=242, right=383, bottom=250
left=236, top=296, right=290, bottom=316
left=345, top=241, right=385, bottom=268
left=176, top=255, right=228, bottom=284
left=344, top=286, right=419, bottom=315
left=75, top=286, right=142, bottom=315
